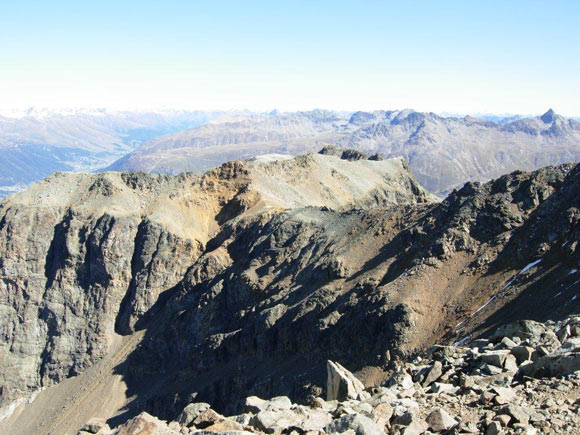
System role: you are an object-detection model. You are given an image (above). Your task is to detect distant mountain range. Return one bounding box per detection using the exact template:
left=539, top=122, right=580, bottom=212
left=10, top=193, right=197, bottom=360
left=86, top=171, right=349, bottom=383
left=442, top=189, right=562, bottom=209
left=2, top=108, right=579, bottom=198
left=107, top=108, right=580, bottom=195
left=0, top=109, right=222, bottom=197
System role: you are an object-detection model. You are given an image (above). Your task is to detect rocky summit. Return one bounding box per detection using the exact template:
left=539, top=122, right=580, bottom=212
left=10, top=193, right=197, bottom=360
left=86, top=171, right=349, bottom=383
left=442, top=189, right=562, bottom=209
left=0, top=150, right=579, bottom=434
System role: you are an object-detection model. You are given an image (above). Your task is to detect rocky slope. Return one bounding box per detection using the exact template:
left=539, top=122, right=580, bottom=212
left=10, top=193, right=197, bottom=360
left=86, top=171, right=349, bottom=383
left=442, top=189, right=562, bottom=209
left=77, top=315, right=580, bottom=434
left=107, top=109, right=580, bottom=196
left=1, top=151, right=579, bottom=434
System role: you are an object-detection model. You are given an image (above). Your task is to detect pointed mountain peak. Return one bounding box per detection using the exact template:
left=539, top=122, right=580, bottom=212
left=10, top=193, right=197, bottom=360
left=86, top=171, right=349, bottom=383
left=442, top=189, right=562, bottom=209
left=541, top=108, right=556, bottom=123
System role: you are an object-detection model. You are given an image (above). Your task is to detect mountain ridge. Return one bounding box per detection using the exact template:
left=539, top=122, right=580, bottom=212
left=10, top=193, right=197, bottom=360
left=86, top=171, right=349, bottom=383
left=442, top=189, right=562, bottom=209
left=1, top=150, right=579, bottom=434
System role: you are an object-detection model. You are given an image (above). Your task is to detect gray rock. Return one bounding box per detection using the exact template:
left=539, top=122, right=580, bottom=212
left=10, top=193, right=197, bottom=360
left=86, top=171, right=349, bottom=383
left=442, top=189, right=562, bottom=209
left=269, top=396, right=293, bottom=410
left=426, top=408, right=457, bottom=432
left=250, top=409, right=303, bottom=434
left=401, top=416, right=429, bottom=435
left=177, top=402, right=211, bottom=427
left=324, top=413, right=384, bottom=435
left=296, top=407, right=333, bottom=431
left=491, top=386, right=517, bottom=405
left=422, top=361, right=443, bottom=387
left=503, top=354, right=519, bottom=372
left=500, top=405, right=530, bottom=424
left=480, top=350, right=510, bottom=368
left=485, top=421, right=502, bottom=435
left=244, top=396, right=270, bottom=413
left=519, top=351, right=580, bottom=378
left=327, top=360, right=365, bottom=402
left=429, top=382, right=458, bottom=395
left=390, top=368, right=415, bottom=390
left=80, top=417, right=108, bottom=434
left=491, top=320, right=547, bottom=344
left=493, top=414, right=511, bottom=427
left=371, top=402, right=393, bottom=425
left=510, top=346, right=535, bottom=364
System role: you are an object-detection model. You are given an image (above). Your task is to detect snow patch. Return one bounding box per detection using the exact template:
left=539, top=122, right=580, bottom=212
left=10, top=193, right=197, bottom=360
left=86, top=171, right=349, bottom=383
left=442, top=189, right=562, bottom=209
left=0, top=388, right=42, bottom=421
left=519, top=259, right=542, bottom=275
left=473, top=295, right=497, bottom=315
left=394, top=269, right=409, bottom=281
left=455, top=318, right=468, bottom=328
left=453, top=335, right=471, bottom=347
left=458, top=258, right=543, bottom=328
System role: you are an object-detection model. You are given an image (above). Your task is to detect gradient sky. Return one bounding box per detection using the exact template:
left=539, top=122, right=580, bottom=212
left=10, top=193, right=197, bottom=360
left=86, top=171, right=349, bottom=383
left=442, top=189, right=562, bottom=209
left=1, top=0, right=579, bottom=115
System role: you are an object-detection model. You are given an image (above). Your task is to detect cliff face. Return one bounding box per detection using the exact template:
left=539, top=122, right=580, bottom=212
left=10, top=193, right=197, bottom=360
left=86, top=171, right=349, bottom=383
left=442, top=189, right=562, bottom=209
left=0, top=153, right=431, bottom=422
left=1, top=152, right=579, bottom=434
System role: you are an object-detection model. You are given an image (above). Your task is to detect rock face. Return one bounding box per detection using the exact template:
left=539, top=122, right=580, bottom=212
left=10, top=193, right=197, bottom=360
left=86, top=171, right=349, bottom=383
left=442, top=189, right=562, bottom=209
left=107, top=108, right=580, bottom=196
left=2, top=151, right=580, bottom=434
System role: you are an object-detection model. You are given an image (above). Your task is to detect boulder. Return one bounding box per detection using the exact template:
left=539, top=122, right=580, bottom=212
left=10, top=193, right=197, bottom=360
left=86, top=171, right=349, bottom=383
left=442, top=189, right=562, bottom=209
left=485, top=421, right=502, bottom=435
left=371, top=402, right=393, bottom=424
left=429, top=382, right=458, bottom=394
left=244, top=396, right=271, bottom=413
left=480, top=350, right=510, bottom=368
left=426, top=408, right=458, bottom=432
left=202, top=418, right=246, bottom=433
left=491, top=386, right=517, bottom=405
left=81, top=417, right=108, bottom=434
left=177, top=402, right=211, bottom=427
left=269, top=396, right=293, bottom=409
left=250, top=409, right=303, bottom=434
left=324, top=413, right=384, bottom=435
left=401, top=416, right=429, bottom=435
left=327, top=360, right=365, bottom=401
left=421, top=361, right=443, bottom=387
left=500, top=405, right=530, bottom=424
left=503, top=354, right=519, bottom=372
left=113, top=412, right=178, bottom=435
left=510, top=346, right=534, bottom=364
left=519, top=351, right=580, bottom=378
left=297, top=407, right=333, bottom=431
left=493, top=414, right=511, bottom=427
left=388, top=368, right=414, bottom=390
left=491, top=320, right=546, bottom=344
left=192, top=409, right=223, bottom=429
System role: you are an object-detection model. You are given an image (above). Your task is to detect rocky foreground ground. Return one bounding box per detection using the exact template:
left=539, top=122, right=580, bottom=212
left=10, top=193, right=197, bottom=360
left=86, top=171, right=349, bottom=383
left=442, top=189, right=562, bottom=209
left=79, top=316, right=580, bottom=435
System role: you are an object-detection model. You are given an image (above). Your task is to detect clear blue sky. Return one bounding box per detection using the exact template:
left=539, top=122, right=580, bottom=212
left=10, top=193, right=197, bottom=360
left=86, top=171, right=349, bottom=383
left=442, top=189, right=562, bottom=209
left=1, top=0, right=579, bottom=115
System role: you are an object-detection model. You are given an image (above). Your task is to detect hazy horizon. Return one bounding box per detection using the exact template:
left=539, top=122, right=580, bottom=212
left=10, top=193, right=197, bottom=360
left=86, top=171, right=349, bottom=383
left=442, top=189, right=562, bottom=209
left=0, top=105, right=569, bottom=120
left=1, top=1, right=579, bottom=116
